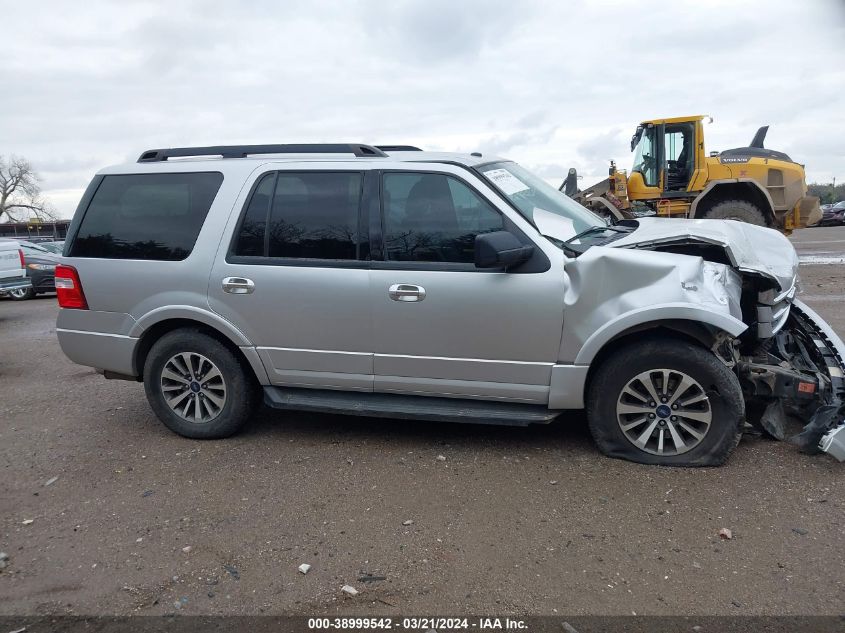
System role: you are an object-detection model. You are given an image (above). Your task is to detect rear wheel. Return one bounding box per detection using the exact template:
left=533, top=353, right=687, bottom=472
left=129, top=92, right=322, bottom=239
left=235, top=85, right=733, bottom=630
left=9, top=287, right=35, bottom=300
left=586, top=340, right=744, bottom=466
left=143, top=329, right=259, bottom=439
left=699, top=199, right=767, bottom=226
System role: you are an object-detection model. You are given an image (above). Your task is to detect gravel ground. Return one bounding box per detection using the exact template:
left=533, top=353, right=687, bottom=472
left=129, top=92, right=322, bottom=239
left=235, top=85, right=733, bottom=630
left=0, top=227, right=843, bottom=617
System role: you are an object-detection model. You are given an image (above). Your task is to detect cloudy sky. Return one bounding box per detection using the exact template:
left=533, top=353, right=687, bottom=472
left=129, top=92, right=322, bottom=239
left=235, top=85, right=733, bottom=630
left=3, top=0, right=844, bottom=218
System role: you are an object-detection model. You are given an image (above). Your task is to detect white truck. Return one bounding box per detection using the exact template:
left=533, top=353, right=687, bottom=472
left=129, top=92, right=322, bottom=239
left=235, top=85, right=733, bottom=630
left=0, top=239, right=32, bottom=295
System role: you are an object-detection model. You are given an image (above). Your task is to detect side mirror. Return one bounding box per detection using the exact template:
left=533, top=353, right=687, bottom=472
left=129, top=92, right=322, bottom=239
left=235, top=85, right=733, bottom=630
left=475, top=231, right=534, bottom=270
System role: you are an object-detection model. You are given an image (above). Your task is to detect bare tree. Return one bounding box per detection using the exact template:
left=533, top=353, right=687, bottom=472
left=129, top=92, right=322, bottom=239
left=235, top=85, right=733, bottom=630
left=0, top=155, right=57, bottom=223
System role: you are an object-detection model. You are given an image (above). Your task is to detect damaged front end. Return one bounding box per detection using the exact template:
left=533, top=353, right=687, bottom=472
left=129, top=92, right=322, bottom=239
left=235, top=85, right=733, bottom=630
left=605, top=219, right=845, bottom=460
left=737, top=300, right=845, bottom=458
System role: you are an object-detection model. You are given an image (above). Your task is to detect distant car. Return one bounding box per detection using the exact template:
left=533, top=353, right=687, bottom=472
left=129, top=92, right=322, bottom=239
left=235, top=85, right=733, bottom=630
left=4, top=241, right=58, bottom=300
left=817, top=201, right=845, bottom=226
left=0, top=239, right=31, bottom=296
left=38, top=240, right=65, bottom=254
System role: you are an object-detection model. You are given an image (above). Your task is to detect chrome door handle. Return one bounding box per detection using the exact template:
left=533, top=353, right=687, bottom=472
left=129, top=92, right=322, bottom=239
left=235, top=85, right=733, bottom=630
left=388, top=284, right=426, bottom=302
left=222, top=277, right=255, bottom=294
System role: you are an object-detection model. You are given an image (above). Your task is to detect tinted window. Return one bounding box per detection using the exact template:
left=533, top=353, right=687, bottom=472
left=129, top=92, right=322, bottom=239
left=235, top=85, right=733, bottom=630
left=383, top=173, right=503, bottom=263
left=267, top=172, right=362, bottom=259
left=70, top=172, right=223, bottom=260
left=234, top=173, right=274, bottom=256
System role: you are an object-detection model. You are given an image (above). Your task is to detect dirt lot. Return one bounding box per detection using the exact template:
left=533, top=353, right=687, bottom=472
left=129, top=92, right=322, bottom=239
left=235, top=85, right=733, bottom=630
left=0, top=227, right=843, bottom=617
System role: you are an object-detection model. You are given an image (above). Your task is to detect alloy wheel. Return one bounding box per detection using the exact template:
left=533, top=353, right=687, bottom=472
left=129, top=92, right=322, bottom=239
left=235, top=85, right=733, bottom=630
left=615, top=369, right=712, bottom=456
left=160, top=352, right=227, bottom=424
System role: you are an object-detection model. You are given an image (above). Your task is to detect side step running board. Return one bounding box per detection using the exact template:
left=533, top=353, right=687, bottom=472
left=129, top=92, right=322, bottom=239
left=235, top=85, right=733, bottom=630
left=263, top=387, right=561, bottom=427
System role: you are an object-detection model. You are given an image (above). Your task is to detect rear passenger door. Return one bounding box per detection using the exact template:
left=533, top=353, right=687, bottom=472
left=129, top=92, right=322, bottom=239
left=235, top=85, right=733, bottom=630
left=209, top=168, right=376, bottom=391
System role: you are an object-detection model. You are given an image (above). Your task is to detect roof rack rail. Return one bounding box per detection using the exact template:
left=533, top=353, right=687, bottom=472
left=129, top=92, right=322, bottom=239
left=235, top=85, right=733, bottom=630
left=137, top=144, right=387, bottom=163
left=375, top=145, right=423, bottom=152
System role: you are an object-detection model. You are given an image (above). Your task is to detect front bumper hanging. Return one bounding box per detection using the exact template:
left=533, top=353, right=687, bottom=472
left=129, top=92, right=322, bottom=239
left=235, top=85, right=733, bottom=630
left=737, top=300, right=845, bottom=460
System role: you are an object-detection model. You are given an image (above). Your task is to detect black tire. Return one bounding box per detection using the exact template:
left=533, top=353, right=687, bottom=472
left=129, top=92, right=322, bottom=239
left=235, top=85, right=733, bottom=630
left=143, top=329, right=260, bottom=439
left=586, top=340, right=744, bottom=467
left=699, top=199, right=767, bottom=226
left=9, top=286, right=35, bottom=300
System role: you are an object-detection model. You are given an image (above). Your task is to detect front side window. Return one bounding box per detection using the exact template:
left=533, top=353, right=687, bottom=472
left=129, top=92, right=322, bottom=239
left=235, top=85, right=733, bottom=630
left=233, top=171, right=364, bottom=260
left=69, top=172, right=223, bottom=260
left=382, top=172, right=503, bottom=263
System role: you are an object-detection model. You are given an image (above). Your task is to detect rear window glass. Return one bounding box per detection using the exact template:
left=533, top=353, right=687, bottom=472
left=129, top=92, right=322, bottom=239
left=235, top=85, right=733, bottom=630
left=232, top=171, right=363, bottom=260
left=69, top=172, right=223, bottom=260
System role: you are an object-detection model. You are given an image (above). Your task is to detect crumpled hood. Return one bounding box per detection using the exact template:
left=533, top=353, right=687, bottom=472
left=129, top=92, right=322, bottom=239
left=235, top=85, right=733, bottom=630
left=609, top=218, right=799, bottom=292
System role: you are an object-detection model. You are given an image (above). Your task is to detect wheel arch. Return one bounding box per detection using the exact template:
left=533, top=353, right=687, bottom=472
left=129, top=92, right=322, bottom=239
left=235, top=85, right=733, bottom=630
left=573, top=302, right=747, bottom=366
left=690, top=179, right=776, bottom=224
left=130, top=311, right=268, bottom=384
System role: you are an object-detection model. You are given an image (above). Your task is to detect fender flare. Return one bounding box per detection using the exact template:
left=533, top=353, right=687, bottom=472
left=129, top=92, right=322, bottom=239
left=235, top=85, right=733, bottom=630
left=129, top=305, right=252, bottom=346
left=689, top=178, right=776, bottom=219
left=572, top=303, right=748, bottom=365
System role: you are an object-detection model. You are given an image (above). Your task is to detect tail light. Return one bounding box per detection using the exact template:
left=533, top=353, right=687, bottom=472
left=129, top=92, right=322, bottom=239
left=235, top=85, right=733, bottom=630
left=18, top=249, right=25, bottom=268
left=55, top=265, right=88, bottom=309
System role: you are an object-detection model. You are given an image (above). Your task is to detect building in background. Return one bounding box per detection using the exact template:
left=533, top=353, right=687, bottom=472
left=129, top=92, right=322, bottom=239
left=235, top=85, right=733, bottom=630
left=0, top=219, right=71, bottom=240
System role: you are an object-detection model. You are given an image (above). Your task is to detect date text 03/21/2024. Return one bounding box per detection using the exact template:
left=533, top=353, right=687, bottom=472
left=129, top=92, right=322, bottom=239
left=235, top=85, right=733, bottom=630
left=307, top=617, right=528, bottom=630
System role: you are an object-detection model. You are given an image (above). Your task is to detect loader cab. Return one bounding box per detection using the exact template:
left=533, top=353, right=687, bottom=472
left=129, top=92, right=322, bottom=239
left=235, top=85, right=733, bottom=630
left=664, top=122, right=695, bottom=191
left=628, top=116, right=706, bottom=201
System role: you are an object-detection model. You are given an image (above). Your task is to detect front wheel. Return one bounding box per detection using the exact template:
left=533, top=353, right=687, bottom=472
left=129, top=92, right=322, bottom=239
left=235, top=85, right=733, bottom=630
left=143, top=329, right=260, bottom=439
left=586, top=340, right=744, bottom=466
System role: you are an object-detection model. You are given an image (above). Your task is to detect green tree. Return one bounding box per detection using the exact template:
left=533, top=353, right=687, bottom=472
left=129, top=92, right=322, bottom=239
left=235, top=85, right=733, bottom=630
left=808, top=182, right=845, bottom=205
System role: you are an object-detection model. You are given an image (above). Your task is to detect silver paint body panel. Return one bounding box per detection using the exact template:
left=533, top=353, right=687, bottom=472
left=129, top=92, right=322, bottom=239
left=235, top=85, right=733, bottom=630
left=55, top=152, right=808, bottom=413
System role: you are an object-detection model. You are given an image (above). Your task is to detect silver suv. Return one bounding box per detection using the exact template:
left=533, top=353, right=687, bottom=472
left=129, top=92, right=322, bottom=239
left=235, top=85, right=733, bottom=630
left=55, top=144, right=845, bottom=466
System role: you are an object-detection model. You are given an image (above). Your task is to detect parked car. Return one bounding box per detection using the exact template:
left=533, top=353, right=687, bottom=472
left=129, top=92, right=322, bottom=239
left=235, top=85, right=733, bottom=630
left=817, top=201, right=845, bottom=226
left=38, top=240, right=65, bottom=254
left=54, top=144, right=845, bottom=466
left=23, top=236, right=61, bottom=244
left=0, top=239, right=31, bottom=296
left=5, top=241, right=59, bottom=300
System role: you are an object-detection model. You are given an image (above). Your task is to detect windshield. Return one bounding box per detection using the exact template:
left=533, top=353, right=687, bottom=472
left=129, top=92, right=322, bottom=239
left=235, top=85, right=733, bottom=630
left=478, top=161, right=603, bottom=242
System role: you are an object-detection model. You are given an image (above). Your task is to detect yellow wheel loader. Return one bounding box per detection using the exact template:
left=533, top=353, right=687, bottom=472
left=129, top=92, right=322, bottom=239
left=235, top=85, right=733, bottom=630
left=562, top=115, right=821, bottom=233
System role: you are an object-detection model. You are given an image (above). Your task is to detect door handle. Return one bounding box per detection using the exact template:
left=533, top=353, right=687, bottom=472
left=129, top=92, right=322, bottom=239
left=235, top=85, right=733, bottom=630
left=388, top=284, right=426, bottom=302
left=222, top=277, right=255, bottom=295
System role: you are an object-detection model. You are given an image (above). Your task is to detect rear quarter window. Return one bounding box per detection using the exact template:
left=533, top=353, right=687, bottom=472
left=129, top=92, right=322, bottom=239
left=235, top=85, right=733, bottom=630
left=68, top=172, right=223, bottom=260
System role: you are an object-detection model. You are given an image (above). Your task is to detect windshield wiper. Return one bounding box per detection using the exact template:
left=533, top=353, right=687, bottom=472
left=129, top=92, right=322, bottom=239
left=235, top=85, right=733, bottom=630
left=543, top=234, right=583, bottom=257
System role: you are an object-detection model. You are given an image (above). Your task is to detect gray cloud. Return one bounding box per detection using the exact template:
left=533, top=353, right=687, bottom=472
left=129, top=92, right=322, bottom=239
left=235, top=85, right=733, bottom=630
left=2, top=0, right=844, bottom=217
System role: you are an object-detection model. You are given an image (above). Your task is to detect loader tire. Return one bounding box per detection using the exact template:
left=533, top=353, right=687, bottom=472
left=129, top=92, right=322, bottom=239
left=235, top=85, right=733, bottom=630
left=699, top=199, right=767, bottom=226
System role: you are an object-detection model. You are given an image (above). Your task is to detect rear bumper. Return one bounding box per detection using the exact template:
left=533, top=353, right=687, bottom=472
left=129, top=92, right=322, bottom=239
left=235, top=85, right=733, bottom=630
left=56, top=327, right=139, bottom=376
left=0, top=277, right=32, bottom=293
left=30, top=269, right=55, bottom=292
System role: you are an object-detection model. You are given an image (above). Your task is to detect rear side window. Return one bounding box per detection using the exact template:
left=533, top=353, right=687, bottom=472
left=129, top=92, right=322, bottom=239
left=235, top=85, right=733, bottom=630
left=232, top=171, right=363, bottom=260
left=69, top=172, right=223, bottom=260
